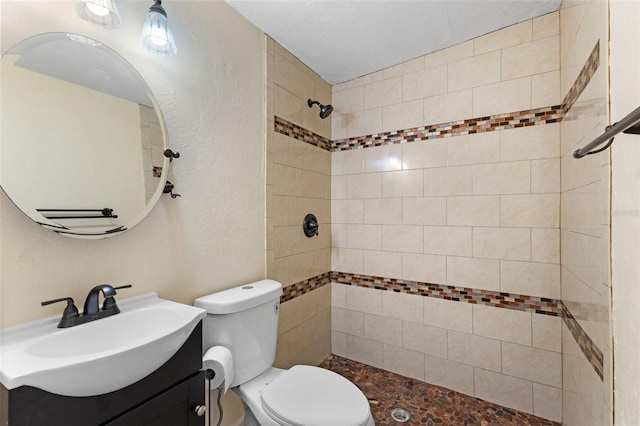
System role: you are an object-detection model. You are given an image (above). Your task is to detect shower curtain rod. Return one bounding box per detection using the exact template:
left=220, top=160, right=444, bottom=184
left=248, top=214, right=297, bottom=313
left=573, top=106, right=640, bottom=158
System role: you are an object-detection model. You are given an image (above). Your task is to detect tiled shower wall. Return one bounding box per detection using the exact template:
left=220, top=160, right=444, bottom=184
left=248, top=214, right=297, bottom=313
left=559, top=1, right=612, bottom=424
left=330, top=13, right=563, bottom=421
left=266, top=37, right=333, bottom=368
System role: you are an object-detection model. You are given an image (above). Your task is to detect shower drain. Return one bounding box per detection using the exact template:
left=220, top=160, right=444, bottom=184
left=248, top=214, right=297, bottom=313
left=390, top=408, right=410, bottom=423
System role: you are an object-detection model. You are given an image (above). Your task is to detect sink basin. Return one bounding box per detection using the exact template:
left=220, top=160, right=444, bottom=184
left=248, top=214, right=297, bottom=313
left=0, top=293, right=206, bottom=396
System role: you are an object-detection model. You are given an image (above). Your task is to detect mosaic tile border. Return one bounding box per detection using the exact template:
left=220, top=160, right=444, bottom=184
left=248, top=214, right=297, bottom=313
left=274, top=116, right=332, bottom=151
left=562, top=303, right=605, bottom=381
left=280, top=271, right=332, bottom=304
left=331, top=271, right=561, bottom=316
left=562, top=40, right=600, bottom=114
left=331, top=105, right=564, bottom=152
left=281, top=271, right=561, bottom=316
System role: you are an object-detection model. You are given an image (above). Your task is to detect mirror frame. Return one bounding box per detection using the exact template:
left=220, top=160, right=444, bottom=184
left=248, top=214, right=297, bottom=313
left=0, top=33, right=171, bottom=239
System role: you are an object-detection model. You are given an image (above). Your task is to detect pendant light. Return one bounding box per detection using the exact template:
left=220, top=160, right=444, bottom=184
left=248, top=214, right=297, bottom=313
left=140, top=0, right=177, bottom=56
left=76, top=0, right=121, bottom=29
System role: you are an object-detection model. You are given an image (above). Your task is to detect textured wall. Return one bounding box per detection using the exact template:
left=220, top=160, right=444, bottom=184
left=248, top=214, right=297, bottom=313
left=0, top=1, right=266, bottom=330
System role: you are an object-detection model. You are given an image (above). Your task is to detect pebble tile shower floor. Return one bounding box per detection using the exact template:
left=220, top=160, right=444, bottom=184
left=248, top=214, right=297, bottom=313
left=319, top=355, right=560, bottom=426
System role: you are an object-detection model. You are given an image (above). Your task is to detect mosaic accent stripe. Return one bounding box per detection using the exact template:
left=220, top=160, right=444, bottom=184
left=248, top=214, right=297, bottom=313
left=281, top=271, right=561, bottom=316
left=331, top=271, right=561, bottom=316
left=562, top=40, right=600, bottom=113
left=562, top=303, right=604, bottom=380
left=331, top=106, right=564, bottom=152
left=280, top=271, right=332, bottom=303
left=274, top=116, right=332, bottom=151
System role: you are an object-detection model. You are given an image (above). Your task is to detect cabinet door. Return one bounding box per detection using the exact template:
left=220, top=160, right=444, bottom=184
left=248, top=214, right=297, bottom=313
left=106, top=372, right=205, bottom=426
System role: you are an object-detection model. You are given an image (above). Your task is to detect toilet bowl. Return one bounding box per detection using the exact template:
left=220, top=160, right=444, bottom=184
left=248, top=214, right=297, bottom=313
left=235, top=366, right=374, bottom=426
left=195, top=280, right=374, bottom=426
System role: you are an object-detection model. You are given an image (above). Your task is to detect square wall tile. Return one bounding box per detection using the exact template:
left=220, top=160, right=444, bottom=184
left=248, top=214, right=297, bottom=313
left=447, top=256, right=500, bottom=291
left=473, top=304, right=532, bottom=346
left=363, top=198, right=402, bottom=225
left=364, top=144, right=403, bottom=173
left=383, top=170, right=424, bottom=198
left=472, top=77, right=532, bottom=118
left=448, top=331, right=501, bottom=372
left=500, top=194, right=560, bottom=228
left=424, top=166, right=473, bottom=196
left=424, top=89, right=473, bottom=125
left=401, top=253, right=447, bottom=284
left=382, top=291, right=423, bottom=323
left=346, top=224, right=382, bottom=250
left=347, top=335, right=383, bottom=368
left=332, top=307, right=364, bottom=336
left=500, top=123, right=560, bottom=162
left=423, top=296, right=472, bottom=334
left=424, top=226, right=473, bottom=257
left=473, top=227, right=531, bottom=262
left=347, top=108, right=383, bottom=138
left=346, top=173, right=383, bottom=199
left=472, top=161, right=531, bottom=195
left=363, top=250, right=402, bottom=279
left=532, top=314, right=561, bottom=352
left=447, top=195, right=500, bottom=227
left=364, top=76, right=403, bottom=110
left=331, top=247, right=363, bottom=274
left=533, top=383, right=562, bottom=422
left=474, top=368, right=534, bottom=414
left=401, top=197, right=447, bottom=226
left=502, top=36, right=560, bottom=81
left=402, top=65, right=447, bottom=101
left=473, top=21, right=532, bottom=55
left=402, top=139, right=447, bottom=170
left=332, top=149, right=364, bottom=176
left=364, top=313, right=403, bottom=346
left=382, top=100, right=424, bottom=133
left=402, top=321, right=448, bottom=358
left=383, top=344, right=425, bottom=381
left=501, top=342, right=562, bottom=388
left=500, top=260, right=560, bottom=299
left=448, top=50, right=501, bottom=92
left=346, top=285, right=383, bottom=315
left=424, top=354, right=475, bottom=396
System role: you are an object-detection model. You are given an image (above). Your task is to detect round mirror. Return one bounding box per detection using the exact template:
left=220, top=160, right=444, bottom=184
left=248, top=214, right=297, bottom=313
left=0, top=33, right=170, bottom=238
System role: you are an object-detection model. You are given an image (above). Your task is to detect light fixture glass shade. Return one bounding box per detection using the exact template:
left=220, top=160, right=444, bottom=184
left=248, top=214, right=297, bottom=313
left=140, top=2, right=177, bottom=56
left=76, top=0, right=121, bottom=29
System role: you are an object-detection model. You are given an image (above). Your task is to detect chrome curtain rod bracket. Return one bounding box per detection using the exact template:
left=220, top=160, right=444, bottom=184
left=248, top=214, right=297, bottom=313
left=573, top=106, right=640, bottom=159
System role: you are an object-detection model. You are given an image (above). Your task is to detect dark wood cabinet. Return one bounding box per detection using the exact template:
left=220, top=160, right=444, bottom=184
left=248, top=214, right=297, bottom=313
left=1, top=323, right=205, bottom=426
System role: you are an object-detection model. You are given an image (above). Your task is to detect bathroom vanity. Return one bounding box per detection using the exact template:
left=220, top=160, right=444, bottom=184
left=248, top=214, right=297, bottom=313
left=1, top=323, right=204, bottom=426
left=0, top=294, right=207, bottom=426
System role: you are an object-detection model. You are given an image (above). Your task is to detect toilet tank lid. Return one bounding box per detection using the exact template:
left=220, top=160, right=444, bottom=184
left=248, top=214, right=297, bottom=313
left=194, top=280, right=283, bottom=314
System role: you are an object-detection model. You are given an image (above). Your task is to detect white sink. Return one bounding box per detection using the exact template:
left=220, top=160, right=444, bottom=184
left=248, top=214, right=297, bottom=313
left=0, top=293, right=206, bottom=396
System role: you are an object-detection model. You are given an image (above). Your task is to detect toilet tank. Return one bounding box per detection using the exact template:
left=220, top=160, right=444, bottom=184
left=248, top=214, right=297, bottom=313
left=194, top=280, right=283, bottom=387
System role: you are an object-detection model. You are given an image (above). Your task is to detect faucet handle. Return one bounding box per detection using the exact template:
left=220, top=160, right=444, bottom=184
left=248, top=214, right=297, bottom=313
left=41, top=297, right=79, bottom=320
left=102, top=285, right=132, bottom=311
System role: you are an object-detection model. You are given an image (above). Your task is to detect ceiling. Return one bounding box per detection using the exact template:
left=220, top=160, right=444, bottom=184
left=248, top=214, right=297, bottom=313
left=225, top=0, right=562, bottom=84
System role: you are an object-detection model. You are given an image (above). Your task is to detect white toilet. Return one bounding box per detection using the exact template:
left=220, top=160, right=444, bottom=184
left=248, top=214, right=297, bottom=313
left=195, top=279, right=374, bottom=426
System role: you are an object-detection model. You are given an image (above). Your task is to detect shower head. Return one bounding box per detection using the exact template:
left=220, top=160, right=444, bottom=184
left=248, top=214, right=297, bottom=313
left=307, top=99, right=333, bottom=119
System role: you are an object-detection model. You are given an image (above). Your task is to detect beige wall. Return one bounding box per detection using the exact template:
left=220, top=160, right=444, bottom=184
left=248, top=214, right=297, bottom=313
left=559, top=1, right=612, bottom=424
left=266, top=38, right=332, bottom=368
left=330, top=13, right=562, bottom=421
left=1, top=2, right=265, bottom=424
left=610, top=0, right=640, bottom=424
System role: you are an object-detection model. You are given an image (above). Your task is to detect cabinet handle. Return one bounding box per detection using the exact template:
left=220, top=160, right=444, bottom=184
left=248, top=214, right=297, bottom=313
left=194, top=405, right=206, bottom=417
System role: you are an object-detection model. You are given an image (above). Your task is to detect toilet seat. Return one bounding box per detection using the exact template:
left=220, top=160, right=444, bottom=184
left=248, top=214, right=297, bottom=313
left=260, top=365, right=370, bottom=426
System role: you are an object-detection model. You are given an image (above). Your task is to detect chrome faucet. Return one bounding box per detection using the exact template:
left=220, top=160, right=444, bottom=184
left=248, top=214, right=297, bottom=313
left=42, top=284, right=132, bottom=328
